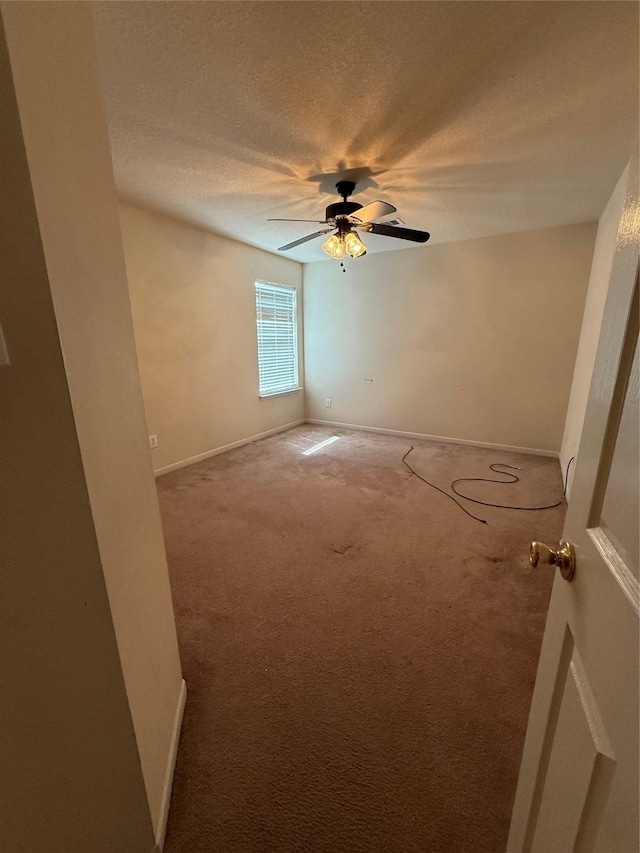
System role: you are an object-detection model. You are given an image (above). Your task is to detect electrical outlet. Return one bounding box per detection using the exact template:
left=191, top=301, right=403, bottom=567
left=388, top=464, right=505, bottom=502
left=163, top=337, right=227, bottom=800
left=325, top=398, right=332, bottom=408
left=149, top=434, right=158, bottom=449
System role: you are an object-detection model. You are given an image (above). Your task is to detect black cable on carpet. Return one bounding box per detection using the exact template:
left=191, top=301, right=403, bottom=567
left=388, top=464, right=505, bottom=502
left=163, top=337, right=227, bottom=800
left=402, top=446, right=573, bottom=525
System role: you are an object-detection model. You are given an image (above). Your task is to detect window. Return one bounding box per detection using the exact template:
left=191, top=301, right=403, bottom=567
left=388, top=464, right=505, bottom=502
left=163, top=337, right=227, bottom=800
left=255, top=281, right=300, bottom=397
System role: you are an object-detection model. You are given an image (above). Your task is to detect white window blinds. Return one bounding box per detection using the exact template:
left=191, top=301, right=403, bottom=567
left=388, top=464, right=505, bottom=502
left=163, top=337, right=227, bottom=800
left=255, top=281, right=299, bottom=397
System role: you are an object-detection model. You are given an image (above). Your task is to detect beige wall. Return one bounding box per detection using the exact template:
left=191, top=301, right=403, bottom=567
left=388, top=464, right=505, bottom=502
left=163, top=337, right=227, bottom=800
left=560, top=163, right=630, bottom=495
left=304, top=223, right=596, bottom=453
left=119, top=203, right=304, bottom=473
left=2, top=3, right=182, bottom=847
left=0, top=6, right=154, bottom=851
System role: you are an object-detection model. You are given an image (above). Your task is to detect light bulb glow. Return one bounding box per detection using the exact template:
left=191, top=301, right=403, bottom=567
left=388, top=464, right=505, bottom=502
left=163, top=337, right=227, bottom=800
left=321, top=233, right=345, bottom=259
left=344, top=230, right=367, bottom=258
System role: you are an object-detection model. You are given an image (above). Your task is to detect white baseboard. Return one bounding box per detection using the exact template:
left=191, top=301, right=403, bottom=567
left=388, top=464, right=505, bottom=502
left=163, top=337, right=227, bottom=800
left=305, top=419, right=558, bottom=458
left=154, top=418, right=557, bottom=477
left=154, top=419, right=305, bottom=476
left=154, top=679, right=187, bottom=851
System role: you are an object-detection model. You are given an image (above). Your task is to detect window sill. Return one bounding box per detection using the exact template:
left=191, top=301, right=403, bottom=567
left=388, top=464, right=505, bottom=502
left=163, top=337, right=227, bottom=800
left=259, top=387, right=303, bottom=400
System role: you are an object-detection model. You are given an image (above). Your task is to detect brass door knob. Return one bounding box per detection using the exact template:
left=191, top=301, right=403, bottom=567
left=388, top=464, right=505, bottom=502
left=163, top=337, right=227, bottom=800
left=530, top=540, right=576, bottom=581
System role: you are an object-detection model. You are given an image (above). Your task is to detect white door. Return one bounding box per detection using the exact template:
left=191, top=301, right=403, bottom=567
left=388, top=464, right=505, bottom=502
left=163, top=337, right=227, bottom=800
left=507, top=158, right=639, bottom=853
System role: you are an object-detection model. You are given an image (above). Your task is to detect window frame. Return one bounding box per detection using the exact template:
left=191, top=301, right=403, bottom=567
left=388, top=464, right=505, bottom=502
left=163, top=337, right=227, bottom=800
left=254, top=280, right=301, bottom=399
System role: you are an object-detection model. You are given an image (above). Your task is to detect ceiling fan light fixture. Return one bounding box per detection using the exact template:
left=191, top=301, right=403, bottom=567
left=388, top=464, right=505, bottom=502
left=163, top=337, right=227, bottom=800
left=344, top=230, right=367, bottom=258
left=275, top=182, right=429, bottom=255
left=321, top=233, right=345, bottom=259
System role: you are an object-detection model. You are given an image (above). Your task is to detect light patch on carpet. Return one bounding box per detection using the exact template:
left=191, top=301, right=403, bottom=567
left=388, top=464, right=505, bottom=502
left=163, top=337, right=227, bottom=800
left=302, top=435, right=340, bottom=456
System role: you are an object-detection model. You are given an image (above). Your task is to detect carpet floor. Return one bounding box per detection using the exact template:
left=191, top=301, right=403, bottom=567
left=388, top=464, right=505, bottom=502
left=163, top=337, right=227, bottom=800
left=159, top=425, right=564, bottom=853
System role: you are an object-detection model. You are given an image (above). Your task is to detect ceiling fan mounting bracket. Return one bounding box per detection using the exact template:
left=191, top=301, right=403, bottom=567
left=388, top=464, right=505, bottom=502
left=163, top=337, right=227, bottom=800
left=336, top=180, right=356, bottom=200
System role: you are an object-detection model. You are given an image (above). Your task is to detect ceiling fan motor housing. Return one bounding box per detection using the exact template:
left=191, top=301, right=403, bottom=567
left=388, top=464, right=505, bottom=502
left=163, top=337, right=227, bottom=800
left=325, top=200, right=362, bottom=221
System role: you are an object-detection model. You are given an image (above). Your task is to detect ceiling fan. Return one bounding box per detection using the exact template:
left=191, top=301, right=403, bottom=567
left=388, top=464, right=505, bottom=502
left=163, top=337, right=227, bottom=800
left=268, top=180, right=430, bottom=260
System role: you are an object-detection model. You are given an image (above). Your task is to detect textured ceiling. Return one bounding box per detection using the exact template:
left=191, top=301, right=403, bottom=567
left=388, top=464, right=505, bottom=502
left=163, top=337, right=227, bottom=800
left=94, top=1, right=638, bottom=263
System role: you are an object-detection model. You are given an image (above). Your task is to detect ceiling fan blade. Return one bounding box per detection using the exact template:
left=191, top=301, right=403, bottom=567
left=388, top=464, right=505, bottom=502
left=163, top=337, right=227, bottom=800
left=268, top=218, right=328, bottom=223
left=278, top=228, right=333, bottom=251
left=351, top=200, right=397, bottom=223
left=364, top=222, right=430, bottom=243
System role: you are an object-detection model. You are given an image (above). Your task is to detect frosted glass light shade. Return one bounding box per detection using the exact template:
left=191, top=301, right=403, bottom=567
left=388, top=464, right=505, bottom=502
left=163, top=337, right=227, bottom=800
left=321, top=233, right=345, bottom=259
left=344, top=230, right=367, bottom=258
